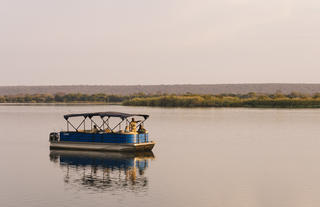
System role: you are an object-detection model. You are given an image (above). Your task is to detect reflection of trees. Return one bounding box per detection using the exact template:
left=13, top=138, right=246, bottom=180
left=50, top=150, right=154, bottom=192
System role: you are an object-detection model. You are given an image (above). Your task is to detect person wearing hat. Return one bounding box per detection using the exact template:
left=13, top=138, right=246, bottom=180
left=129, top=118, right=141, bottom=132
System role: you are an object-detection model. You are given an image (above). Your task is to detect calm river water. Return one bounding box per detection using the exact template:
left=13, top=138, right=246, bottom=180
left=1, top=105, right=320, bottom=207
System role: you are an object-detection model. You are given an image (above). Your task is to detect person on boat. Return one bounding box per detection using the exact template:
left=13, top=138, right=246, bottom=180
left=129, top=118, right=141, bottom=132
left=93, top=125, right=99, bottom=133
left=138, top=124, right=146, bottom=133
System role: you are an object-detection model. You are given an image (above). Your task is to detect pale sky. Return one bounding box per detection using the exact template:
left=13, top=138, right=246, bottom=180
left=0, top=0, right=319, bottom=85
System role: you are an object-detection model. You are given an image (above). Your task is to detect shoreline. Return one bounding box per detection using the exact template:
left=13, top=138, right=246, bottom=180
left=1, top=102, right=320, bottom=109
left=2, top=93, right=320, bottom=108
left=0, top=102, right=122, bottom=106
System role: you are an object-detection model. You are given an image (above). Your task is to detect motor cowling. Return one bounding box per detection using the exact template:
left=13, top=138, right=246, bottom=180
left=49, top=132, right=59, bottom=142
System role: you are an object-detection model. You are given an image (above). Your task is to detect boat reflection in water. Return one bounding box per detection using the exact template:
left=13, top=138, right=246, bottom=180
left=50, top=150, right=155, bottom=192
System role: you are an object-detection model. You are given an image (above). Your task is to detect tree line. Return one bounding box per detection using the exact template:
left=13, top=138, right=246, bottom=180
left=2, top=92, right=320, bottom=108
left=0, top=93, right=148, bottom=103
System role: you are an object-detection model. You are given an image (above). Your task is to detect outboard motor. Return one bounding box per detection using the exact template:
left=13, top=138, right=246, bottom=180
left=49, top=132, right=59, bottom=142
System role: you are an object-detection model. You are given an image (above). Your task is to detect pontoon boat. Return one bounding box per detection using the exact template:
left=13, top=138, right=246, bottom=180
left=49, top=112, right=155, bottom=152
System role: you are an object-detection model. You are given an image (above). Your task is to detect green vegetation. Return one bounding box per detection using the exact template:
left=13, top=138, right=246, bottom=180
left=0, top=93, right=147, bottom=104
left=123, top=92, right=320, bottom=108
left=2, top=92, right=320, bottom=108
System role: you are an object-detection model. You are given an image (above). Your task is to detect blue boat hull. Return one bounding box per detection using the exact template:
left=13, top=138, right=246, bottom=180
left=60, top=131, right=149, bottom=144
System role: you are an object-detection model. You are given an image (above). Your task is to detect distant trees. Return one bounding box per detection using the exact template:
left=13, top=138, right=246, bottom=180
left=1, top=92, right=320, bottom=108
left=0, top=93, right=149, bottom=104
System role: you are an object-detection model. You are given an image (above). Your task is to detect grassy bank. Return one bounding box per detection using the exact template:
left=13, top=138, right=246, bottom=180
left=2, top=92, right=320, bottom=108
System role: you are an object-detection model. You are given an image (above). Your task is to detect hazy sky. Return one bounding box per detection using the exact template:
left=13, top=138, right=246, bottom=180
left=0, top=0, right=319, bottom=85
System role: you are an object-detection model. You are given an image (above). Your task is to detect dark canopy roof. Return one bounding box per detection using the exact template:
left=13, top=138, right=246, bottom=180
left=64, top=111, right=149, bottom=120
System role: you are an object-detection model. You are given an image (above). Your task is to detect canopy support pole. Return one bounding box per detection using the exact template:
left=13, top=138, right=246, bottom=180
left=136, top=118, right=147, bottom=129
left=100, top=117, right=111, bottom=130
left=112, top=119, right=125, bottom=131
left=89, top=118, right=102, bottom=130
left=66, top=119, right=78, bottom=131
left=100, top=116, right=105, bottom=130
left=75, top=117, right=86, bottom=131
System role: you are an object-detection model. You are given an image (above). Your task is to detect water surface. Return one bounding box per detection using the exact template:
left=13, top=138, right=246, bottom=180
left=1, top=105, right=320, bottom=207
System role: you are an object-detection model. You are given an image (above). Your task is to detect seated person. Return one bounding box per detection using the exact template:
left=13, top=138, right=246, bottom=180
left=138, top=124, right=146, bottom=133
left=93, top=125, right=99, bottom=133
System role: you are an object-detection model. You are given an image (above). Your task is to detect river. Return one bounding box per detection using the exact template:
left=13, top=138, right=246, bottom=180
left=1, top=105, right=320, bottom=207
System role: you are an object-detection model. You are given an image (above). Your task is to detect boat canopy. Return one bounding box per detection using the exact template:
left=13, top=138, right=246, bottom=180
left=64, top=111, right=149, bottom=120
